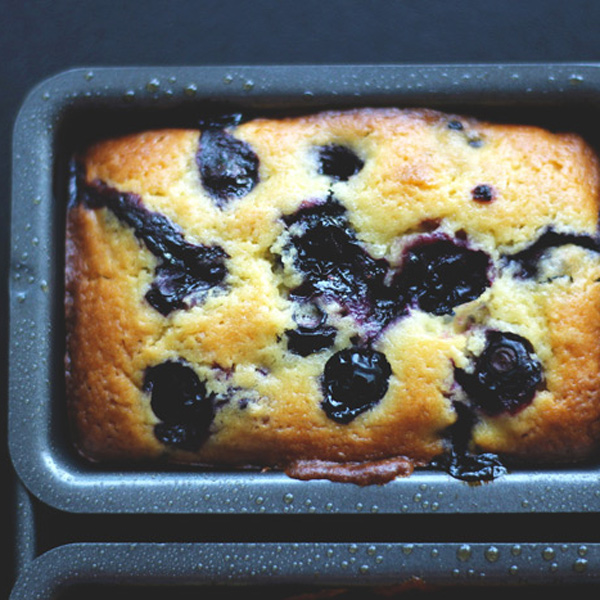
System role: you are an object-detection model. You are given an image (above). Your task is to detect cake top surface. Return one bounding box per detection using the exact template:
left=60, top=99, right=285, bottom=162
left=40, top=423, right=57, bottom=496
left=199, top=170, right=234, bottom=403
left=66, top=107, right=600, bottom=483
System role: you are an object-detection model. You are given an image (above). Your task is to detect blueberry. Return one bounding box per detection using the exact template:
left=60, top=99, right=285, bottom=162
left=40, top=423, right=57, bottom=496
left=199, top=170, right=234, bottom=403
left=371, top=294, right=409, bottom=331
left=153, top=422, right=208, bottom=451
left=286, top=201, right=360, bottom=290
left=285, top=199, right=354, bottom=264
left=430, top=401, right=507, bottom=482
left=318, top=144, right=364, bottom=181
left=145, top=246, right=228, bottom=315
left=144, top=361, right=214, bottom=450
left=445, top=120, right=483, bottom=147
left=295, top=217, right=359, bottom=266
left=398, top=238, right=491, bottom=315
left=503, top=228, right=600, bottom=278
left=286, top=302, right=336, bottom=356
left=286, top=326, right=337, bottom=356
left=433, top=450, right=507, bottom=482
left=197, top=128, right=259, bottom=207
left=471, top=184, right=495, bottom=203
left=79, top=179, right=228, bottom=315
left=145, top=263, right=219, bottom=316
left=447, top=119, right=464, bottom=131
left=321, top=347, right=391, bottom=423
left=197, top=112, right=243, bottom=130
left=455, top=331, right=543, bottom=416
left=145, top=361, right=212, bottom=422
left=283, top=199, right=391, bottom=322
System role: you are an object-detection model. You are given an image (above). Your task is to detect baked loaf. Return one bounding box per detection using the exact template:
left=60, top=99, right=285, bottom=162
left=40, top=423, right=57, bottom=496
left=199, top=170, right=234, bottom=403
left=66, top=108, right=600, bottom=482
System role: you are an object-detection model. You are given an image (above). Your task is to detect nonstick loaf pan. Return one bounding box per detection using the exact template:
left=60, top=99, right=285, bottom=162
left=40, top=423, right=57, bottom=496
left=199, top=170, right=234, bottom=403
left=9, top=485, right=600, bottom=599
left=11, top=478, right=600, bottom=598
left=9, top=64, right=600, bottom=514
left=10, top=541, right=600, bottom=599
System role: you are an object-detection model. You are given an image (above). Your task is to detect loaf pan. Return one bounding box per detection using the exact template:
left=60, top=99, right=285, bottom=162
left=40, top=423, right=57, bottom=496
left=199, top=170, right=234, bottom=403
left=10, top=484, right=600, bottom=598
left=11, top=478, right=600, bottom=598
left=9, top=64, right=600, bottom=514
left=11, top=541, right=600, bottom=599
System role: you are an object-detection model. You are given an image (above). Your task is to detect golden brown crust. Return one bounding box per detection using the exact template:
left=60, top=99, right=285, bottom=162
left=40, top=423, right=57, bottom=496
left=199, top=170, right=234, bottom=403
left=84, top=129, right=200, bottom=196
left=66, top=107, right=600, bottom=475
left=66, top=204, right=164, bottom=460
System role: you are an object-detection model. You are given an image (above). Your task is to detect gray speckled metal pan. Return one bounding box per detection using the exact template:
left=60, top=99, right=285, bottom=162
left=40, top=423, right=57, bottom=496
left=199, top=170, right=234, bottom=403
left=9, top=64, right=600, bottom=515
left=10, top=541, right=600, bottom=599
left=11, top=479, right=600, bottom=598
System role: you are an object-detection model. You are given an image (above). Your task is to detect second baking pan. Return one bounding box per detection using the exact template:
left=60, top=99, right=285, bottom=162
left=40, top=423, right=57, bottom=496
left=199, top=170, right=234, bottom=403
left=9, top=64, right=600, bottom=514
left=11, top=541, right=600, bottom=599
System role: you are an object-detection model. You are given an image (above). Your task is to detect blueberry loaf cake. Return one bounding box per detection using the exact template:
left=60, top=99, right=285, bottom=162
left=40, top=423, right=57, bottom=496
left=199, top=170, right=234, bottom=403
left=66, top=108, right=600, bottom=483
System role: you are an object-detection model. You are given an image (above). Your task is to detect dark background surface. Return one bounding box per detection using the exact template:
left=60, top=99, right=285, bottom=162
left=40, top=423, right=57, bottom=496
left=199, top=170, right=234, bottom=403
left=4, top=1, right=600, bottom=598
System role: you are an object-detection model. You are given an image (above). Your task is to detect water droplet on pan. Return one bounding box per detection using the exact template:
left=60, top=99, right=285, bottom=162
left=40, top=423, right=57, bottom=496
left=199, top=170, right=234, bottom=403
left=146, top=78, right=160, bottom=92
left=573, top=558, right=588, bottom=573
left=484, top=546, right=500, bottom=563
left=542, top=547, right=555, bottom=561
left=457, top=544, right=472, bottom=562
left=569, top=74, right=584, bottom=85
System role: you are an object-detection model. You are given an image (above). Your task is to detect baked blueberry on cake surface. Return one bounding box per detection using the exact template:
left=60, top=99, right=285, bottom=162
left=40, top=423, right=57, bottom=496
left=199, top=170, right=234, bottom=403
left=65, top=108, right=600, bottom=484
